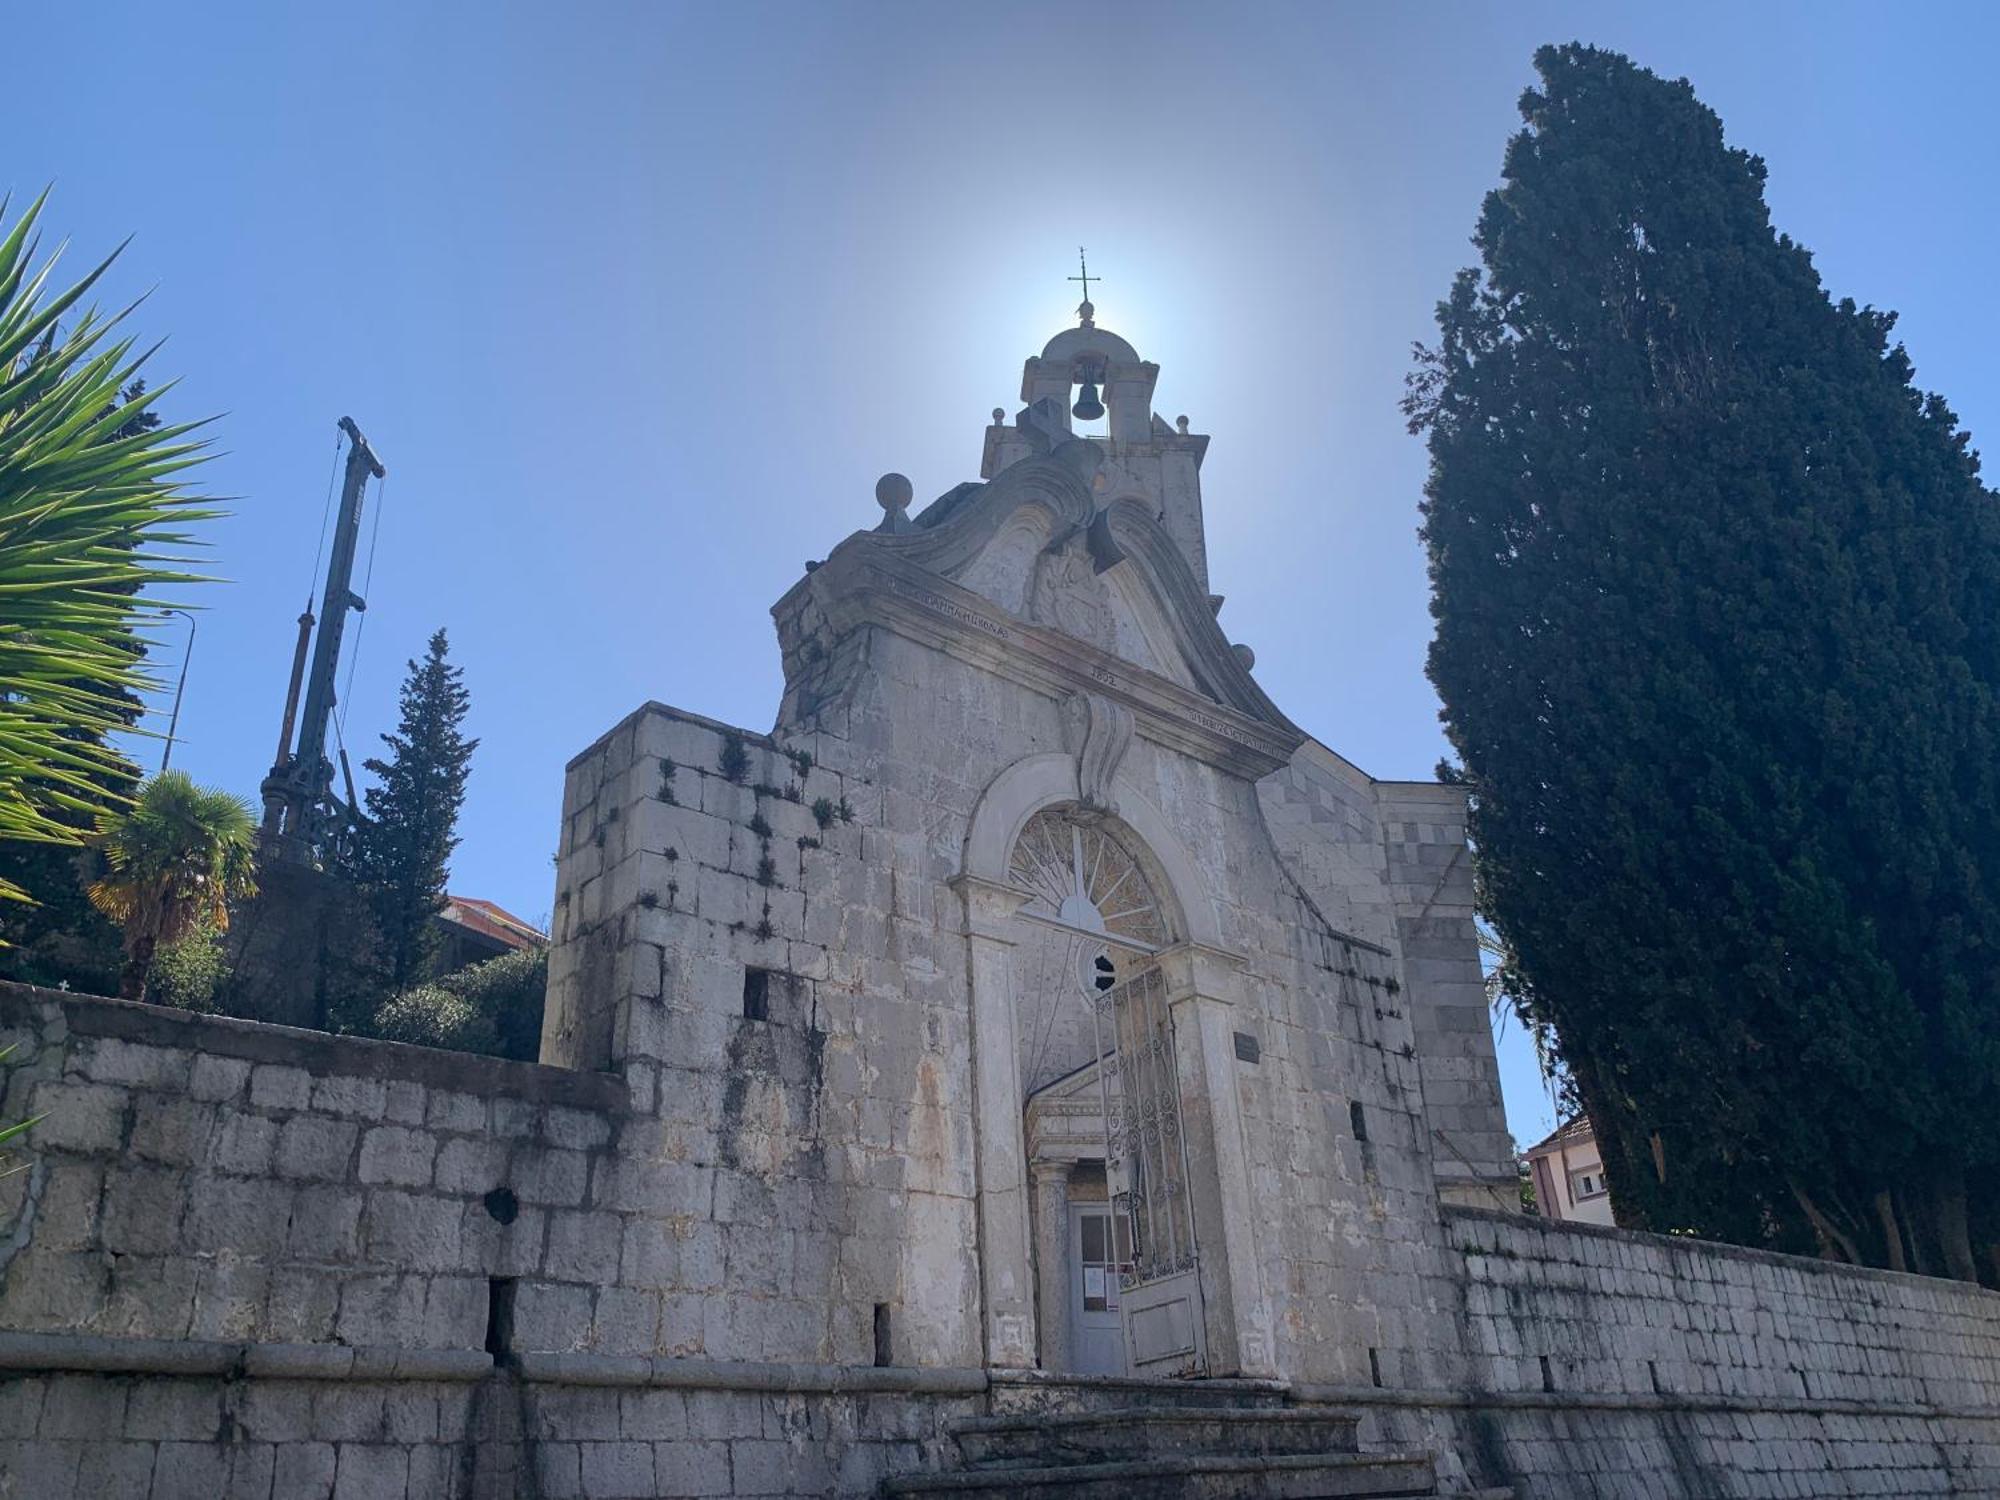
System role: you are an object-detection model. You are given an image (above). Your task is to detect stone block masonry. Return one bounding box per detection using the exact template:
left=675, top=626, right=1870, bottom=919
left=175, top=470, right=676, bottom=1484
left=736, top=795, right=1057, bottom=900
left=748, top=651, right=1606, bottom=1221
left=1342, top=1208, right=2000, bottom=1497
left=539, top=703, right=984, bottom=1374
left=0, top=977, right=981, bottom=1497
left=4, top=709, right=1999, bottom=1499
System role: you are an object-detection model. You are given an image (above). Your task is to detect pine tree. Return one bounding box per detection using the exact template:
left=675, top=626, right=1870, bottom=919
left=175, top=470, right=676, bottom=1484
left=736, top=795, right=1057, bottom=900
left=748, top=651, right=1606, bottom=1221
left=352, top=630, right=477, bottom=993
left=1408, top=44, right=2000, bottom=1281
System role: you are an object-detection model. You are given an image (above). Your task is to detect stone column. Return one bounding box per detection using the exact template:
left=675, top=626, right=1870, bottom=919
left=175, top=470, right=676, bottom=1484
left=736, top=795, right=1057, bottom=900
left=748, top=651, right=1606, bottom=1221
left=949, top=874, right=1037, bottom=1369
left=1031, top=1159, right=1072, bottom=1373
left=1156, top=942, right=1277, bottom=1378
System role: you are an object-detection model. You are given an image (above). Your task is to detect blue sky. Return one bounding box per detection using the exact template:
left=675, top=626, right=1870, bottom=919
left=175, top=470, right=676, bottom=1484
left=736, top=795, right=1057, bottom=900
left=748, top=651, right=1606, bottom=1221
left=14, top=2, right=1999, bottom=1146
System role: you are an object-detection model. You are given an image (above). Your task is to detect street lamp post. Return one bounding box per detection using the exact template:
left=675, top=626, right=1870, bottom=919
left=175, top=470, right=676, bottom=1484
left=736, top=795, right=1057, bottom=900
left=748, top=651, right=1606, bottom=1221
left=158, top=608, right=197, bottom=773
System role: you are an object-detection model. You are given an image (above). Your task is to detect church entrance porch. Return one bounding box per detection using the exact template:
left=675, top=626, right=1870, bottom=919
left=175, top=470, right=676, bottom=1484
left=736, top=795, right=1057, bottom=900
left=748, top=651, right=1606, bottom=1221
left=962, top=757, right=1280, bottom=1381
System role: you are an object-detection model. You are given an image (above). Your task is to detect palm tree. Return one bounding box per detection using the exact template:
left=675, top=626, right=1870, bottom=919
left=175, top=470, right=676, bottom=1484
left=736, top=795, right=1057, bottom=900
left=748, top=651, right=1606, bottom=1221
left=0, top=189, right=215, bottom=906
left=88, top=771, right=255, bottom=1001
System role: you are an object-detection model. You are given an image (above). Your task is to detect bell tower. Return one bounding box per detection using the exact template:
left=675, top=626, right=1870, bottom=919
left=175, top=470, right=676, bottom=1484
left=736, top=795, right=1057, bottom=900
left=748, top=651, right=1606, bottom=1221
left=979, top=282, right=1216, bottom=591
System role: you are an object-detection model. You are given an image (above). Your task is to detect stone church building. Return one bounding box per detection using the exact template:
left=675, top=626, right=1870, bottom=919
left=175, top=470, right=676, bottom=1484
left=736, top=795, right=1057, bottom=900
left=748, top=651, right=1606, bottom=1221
left=0, top=307, right=1997, bottom=1498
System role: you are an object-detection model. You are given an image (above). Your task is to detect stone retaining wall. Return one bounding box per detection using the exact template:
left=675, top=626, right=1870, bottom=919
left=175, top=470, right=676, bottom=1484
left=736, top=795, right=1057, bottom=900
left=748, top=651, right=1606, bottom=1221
left=6, top=904, right=2000, bottom=1496
left=1364, top=1208, right=2000, bottom=1497
left=0, top=1338, right=976, bottom=1499
left=0, top=983, right=624, bottom=1358
left=0, top=979, right=975, bottom=1498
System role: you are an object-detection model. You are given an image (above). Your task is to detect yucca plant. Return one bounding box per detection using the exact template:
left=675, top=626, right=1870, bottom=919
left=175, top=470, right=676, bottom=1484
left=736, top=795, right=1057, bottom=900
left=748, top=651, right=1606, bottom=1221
left=88, top=770, right=255, bottom=1001
left=0, top=1044, right=39, bottom=1165
left=0, top=189, right=215, bottom=906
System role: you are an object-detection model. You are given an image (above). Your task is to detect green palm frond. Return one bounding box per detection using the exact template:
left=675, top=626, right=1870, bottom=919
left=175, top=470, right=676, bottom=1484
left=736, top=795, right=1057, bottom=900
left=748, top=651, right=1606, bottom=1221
left=89, top=769, right=258, bottom=956
left=0, top=1046, right=40, bottom=1155
left=0, top=190, right=218, bottom=904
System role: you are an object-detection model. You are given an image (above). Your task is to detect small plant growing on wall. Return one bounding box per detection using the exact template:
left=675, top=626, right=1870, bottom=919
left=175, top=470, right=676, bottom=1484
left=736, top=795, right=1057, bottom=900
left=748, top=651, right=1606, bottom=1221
left=756, top=854, right=778, bottom=888
left=788, top=748, right=813, bottom=781
left=837, top=796, right=855, bottom=824
left=719, top=734, right=751, bottom=784
left=749, top=812, right=772, bottom=840
left=659, top=758, right=679, bottom=804
left=812, top=796, right=836, bottom=830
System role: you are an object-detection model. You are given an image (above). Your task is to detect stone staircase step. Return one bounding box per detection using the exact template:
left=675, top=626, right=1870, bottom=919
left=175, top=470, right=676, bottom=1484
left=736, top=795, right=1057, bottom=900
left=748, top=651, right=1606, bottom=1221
left=881, top=1451, right=1437, bottom=1500
left=949, top=1405, right=1363, bottom=1468
left=984, top=1372, right=1294, bottom=1416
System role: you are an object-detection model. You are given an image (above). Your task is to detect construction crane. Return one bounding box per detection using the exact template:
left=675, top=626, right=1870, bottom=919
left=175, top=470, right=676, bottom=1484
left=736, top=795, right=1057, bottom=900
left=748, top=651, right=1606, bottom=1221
left=258, top=417, right=385, bottom=865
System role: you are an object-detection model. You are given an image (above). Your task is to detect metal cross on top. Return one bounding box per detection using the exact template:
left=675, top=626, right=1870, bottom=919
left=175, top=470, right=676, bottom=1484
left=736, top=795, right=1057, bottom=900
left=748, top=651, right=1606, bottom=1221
left=1068, top=247, right=1098, bottom=316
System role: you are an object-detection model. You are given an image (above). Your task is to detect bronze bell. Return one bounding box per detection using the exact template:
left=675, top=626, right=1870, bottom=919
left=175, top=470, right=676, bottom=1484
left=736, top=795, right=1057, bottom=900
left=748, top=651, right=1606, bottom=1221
left=1071, top=379, right=1105, bottom=422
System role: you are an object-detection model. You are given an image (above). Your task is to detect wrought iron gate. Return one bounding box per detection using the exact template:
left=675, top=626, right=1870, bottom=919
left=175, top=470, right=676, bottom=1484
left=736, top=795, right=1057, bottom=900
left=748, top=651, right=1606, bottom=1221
left=1092, top=963, right=1205, bottom=1376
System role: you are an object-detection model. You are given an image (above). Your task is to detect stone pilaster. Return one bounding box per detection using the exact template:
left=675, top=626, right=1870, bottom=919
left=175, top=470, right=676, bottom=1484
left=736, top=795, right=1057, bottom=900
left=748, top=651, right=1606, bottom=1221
left=950, top=874, right=1037, bottom=1369
left=1156, top=942, right=1277, bottom=1379
left=1030, top=1160, right=1072, bottom=1372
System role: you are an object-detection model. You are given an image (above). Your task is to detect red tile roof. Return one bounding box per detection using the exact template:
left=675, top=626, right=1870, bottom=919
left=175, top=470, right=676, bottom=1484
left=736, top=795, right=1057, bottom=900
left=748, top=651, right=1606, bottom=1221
left=1523, top=1115, right=1595, bottom=1158
left=439, top=896, right=547, bottom=951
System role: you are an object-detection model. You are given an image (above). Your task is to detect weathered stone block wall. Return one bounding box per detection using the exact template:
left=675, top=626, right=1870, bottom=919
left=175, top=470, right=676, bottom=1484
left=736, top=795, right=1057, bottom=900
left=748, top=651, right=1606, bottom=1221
left=0, top=1354, right=975, bottom=1498
left=1393, top=1207, right=2000, bottom=1497
left=0, top=982, right=976, bottom=1496
left=542, top=702, right=982, bottom=1371
left=1373, top=784, right=1515, bottom=1205
left=779, top=619, right=1480, bottom=1392
left=0, top=986, right=621, bottom=1356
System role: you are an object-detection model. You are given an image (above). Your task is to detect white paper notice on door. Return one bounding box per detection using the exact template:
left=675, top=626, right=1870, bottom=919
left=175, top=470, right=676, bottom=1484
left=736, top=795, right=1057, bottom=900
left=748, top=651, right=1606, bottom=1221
left=1083, top=1267, right=1106, bottom=1298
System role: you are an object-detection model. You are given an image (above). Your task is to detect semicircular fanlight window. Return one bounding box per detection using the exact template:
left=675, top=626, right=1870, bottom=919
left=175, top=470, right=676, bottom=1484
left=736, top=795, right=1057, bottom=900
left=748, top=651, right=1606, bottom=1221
left=1008, top=808, right=1169, bottom=951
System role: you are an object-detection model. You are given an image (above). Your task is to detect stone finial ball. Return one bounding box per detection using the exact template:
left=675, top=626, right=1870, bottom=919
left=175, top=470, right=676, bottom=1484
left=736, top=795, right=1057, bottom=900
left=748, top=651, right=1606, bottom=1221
left=1176, top=415, right=1191, bottom=435
left=992, top=408, right=1006, bottom=424
left=875, top=473, right=913, bottom=513
left=1232, top=642, right=1257, bottom=672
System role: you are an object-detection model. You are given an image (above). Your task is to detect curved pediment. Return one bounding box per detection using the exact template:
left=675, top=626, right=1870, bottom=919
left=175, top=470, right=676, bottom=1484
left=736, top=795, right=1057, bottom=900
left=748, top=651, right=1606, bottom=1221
left=849, top=440, right=1297, bottom=734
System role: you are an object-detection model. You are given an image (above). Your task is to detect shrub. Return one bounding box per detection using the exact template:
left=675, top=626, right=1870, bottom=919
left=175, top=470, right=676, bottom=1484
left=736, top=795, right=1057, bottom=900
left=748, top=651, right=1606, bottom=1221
left=367, top=944, right=548, bottom=1061
left=144, top=921, right=229, bottom=1013
left=371, top=982, right=495, bottom=1055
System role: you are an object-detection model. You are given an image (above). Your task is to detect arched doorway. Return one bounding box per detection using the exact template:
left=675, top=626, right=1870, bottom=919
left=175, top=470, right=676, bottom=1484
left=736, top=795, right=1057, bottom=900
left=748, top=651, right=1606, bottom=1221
left=1007, top=805, right=1204, bottom=1376
left=954, top=751, right=1274, bottom=1379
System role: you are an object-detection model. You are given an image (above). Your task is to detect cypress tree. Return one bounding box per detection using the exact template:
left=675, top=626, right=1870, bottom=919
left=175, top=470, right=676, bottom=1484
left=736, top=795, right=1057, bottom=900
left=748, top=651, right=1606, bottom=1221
left=353, top=629, right=477, bottom=993
left=1408, top=44, right=2000, bottom=1281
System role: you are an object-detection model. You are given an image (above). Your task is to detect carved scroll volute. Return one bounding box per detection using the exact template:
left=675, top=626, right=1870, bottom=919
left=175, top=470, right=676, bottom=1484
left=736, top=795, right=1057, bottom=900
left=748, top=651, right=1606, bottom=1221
left=1060, top=691, right=1136, bottom=815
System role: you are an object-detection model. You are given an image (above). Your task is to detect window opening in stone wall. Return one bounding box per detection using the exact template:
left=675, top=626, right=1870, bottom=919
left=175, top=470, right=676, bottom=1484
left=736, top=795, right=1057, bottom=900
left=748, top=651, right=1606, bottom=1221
left=1091, top=952, right=1117, bottom=993
left=1349, top=1100, right=1369, bottom=1143
left=743, top=967, right=771, bottom=1021
left=1539, top=1354, right=1555, bottom=1392
left=873, top=1304, right=893, bottom=1367
left=1368, top=1347, right=1383, bottom=1388
left=485, top=1279, right=517, bottom=1362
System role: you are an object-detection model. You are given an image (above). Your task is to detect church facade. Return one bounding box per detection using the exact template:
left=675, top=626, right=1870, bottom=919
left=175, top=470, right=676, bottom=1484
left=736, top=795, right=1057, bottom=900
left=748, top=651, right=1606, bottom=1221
left=0, top=309, right=1996, bottom=1498
left=540, top=301, right=1518, bottom=1398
